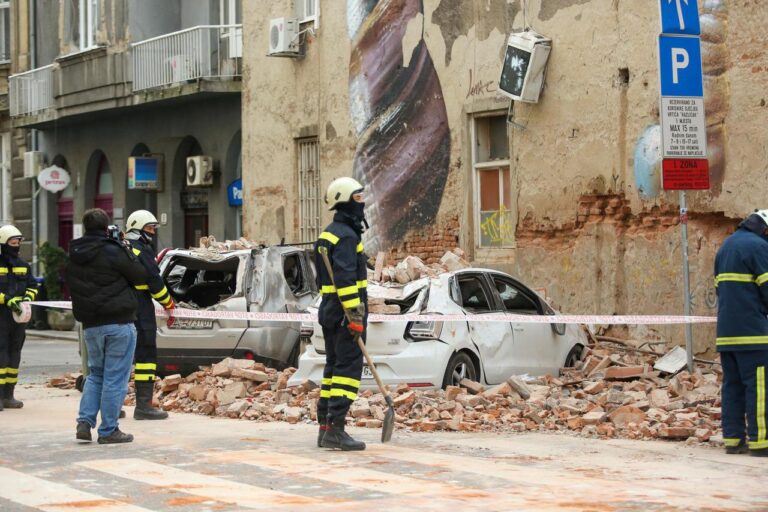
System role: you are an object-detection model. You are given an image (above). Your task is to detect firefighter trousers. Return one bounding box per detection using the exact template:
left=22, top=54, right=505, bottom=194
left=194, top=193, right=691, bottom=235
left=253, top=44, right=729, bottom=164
left=721, top=350, right=768, bottom=451
left=317, top=325, right=364, bottom=422
left=0, top=310, right=25, bottom=389
left=133, top=326, right=158, bottom=383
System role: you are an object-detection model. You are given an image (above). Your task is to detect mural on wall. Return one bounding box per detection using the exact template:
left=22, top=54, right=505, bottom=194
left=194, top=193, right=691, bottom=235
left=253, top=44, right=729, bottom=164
left=633, top=0, right=729, bottom=197
left=347, top=0, right=451, bottom=254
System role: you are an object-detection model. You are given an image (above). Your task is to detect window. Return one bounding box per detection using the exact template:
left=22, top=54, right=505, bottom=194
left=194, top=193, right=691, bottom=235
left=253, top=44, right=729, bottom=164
left=457, top=276, right=492, bottom=312
left=77, top=0, right=99, bottom=50
left=472, top=114, right=514, bottom=248
left=283, top=253, right=311, bottom=296
left=493, top=277, right=538, bottom=313
left=0, top=134, right=10, bottom=225
left=0, top=1, right=9, bottom=63
left=296, top=0, right=319, bottom=25
left=298, top=138, right=321, bottom=243
left=220, top=0, right=243, bottom=59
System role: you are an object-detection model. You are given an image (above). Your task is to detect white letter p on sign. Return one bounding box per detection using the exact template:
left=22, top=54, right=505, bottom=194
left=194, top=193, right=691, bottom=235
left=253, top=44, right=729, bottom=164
left=671, top=48, right=689, bottom=84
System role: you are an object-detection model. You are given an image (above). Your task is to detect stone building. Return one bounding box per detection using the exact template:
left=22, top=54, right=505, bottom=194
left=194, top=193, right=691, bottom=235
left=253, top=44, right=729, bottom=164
left=9, top=0, right=243, bottom=258
left=242, top=0, right=766, bottom=352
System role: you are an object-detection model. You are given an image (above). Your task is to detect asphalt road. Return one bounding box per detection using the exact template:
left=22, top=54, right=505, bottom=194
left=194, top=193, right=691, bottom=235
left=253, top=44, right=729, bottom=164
left=1, top=386, right=767, bottom=511
left=19, top=336, right=81, bottom=385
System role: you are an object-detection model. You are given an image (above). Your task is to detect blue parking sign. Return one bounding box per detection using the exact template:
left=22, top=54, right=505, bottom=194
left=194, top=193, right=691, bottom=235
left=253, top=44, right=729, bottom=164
left=659, top=0, right=700, bottom=35
left=659, top=35, right=703, bottom=97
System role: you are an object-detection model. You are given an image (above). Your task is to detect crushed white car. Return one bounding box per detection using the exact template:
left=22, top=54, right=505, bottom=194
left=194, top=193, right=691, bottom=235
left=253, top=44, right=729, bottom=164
left=289, top=269, right=586, bottom=390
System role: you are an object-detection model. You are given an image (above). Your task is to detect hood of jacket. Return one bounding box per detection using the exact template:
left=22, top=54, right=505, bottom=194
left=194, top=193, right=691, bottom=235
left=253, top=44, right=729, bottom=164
left=69, top=233, right=107, bottom=265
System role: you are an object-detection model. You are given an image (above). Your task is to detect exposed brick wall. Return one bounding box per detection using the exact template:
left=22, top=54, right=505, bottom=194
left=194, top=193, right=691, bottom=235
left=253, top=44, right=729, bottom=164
left=384, top=216, right=460, bottom=265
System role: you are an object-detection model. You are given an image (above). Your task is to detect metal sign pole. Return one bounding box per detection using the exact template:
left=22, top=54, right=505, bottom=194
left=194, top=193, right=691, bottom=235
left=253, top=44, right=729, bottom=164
left=680, top=191, right=694, bottom=372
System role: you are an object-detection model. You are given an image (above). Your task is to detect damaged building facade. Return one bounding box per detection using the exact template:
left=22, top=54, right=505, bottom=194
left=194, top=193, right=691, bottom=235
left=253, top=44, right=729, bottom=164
left=242, top=0, right=767, bottom=353
left=9, top=0, right=243, bottom=255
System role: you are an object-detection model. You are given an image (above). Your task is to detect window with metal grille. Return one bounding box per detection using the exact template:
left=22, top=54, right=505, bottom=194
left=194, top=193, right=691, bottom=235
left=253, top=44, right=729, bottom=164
left=298, top=139, right=321, bottom=243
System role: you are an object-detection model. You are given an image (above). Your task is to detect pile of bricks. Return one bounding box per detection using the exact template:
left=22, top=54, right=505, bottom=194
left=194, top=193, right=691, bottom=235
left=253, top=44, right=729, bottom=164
left=371, top=249, right=469, bottom=286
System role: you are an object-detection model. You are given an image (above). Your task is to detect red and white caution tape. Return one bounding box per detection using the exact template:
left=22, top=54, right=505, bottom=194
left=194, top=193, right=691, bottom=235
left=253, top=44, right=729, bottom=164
left=31, top=301, right=717, bottom=325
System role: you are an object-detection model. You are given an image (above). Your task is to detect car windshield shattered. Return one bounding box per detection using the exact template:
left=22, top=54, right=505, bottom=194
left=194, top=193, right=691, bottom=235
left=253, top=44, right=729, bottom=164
left=163, top=255, right=242, bottom=308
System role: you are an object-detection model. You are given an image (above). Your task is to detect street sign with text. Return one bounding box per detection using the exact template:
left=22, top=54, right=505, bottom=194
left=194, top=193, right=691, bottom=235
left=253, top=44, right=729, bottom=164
left=661, top=158, right=709, bottom=190
left=659, top=35, right=703, bottom=97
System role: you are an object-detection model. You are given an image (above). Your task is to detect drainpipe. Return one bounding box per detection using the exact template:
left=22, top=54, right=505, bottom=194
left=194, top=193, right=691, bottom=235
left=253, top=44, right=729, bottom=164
left=29, top=0, right=39, bottom=274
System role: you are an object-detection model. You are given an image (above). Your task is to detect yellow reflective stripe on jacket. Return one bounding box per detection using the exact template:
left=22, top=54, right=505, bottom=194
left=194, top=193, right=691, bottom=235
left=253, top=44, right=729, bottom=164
left=151, top=287, right=170, bottom=299
left=320, top=285, right=336, bottom=295
left=330, top=388, right=357, bottom=400
left=341, top=297, right=361, bottom=309
left=357, top=280, right=367, bottom=289
left=25, top=287, right=38, bottom=296
left=11, top=267, right=27, bottom=275
left=723, top=438, right=743, bottom=447
left=0, top=267, right=7, bottom=274
left=134, top=374, right=154, bottom=381
left=320, top=389, right=331, bottom=398
left=332, top=375, right=361, bottom=389
left=749, top=440, right=768, bottom=449
left=356, top=242, right=364, bottom=253
left=135, top=363, right=157, bottom=371
left=715, top=273, right=756, bottom=285
left=716, top=336, right=768, bottom=346
left=6, top=368, right=19, bottom=375
left=337, top=284, right=358, bottom=297
left=319, top=232, right=340, bottom=245
left=757, top=273, right=768, bottom=286
left=135, top=284, right=149, bottom=290
left=0, top=293, right=5, bottom=305
left=758, top=366, right=766, bottom=445
left=132, top=248, right=141, bottom=256
left=321, top=377, right=332, bottom=386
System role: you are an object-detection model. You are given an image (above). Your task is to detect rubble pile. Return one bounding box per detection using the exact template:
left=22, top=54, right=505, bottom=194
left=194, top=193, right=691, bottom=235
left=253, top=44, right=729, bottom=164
left=371, top=249, right=470, bottom=286
left=196, top=236, right=263, bottom=252
left=91, top=338, right=719, bottom=445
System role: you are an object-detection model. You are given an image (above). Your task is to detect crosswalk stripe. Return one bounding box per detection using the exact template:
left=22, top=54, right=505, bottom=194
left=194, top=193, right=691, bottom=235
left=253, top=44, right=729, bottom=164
left=0, top=467, right=152, bottom=512
left=77, top=458, right=323, bottom=509
left=207, top=450, right=495, bottom=499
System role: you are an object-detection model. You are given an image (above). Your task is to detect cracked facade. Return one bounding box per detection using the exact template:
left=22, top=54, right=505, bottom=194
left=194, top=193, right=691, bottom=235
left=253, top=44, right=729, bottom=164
left=242, top=0, right=768, bottom=354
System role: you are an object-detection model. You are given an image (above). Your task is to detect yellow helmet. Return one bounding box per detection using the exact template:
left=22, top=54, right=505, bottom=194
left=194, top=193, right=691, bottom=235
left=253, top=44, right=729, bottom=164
left=0, top=224, right=23, bottom=244
left=126, top=210, right=159, bottom=231
left=325, top=177, right=364, bottom=211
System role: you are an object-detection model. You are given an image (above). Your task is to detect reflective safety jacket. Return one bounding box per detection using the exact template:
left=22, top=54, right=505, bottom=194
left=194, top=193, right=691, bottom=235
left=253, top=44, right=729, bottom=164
left=127, top=237, right=173, bottom=329
left=315, top=217, right=367, bottom=328
left=0, top=253, right=38, bottom=309
left=714, top=228, right=768, bottom=351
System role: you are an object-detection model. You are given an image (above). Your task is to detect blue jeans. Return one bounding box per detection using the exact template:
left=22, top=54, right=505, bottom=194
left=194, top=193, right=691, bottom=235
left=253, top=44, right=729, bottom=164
left=78, top=323, right=137, bottom=437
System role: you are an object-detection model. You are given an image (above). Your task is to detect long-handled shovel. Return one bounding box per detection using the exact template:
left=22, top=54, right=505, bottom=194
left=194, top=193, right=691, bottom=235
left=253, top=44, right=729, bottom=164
left=319, top=247, right=396, bottom=442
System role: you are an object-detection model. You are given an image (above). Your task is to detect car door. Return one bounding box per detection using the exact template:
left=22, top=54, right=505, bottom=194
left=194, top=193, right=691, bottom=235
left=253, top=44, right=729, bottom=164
left=456, top=273, right=515, bottom=384
left=491, top=275, right=560, bottom=376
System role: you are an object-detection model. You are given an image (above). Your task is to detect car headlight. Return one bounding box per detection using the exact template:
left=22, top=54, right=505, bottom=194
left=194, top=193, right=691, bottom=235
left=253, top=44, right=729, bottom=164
left=406, top=320, right=443, bottom=341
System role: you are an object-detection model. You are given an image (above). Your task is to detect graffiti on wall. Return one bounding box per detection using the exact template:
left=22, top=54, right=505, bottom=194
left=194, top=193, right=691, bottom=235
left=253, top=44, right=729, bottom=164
left=480, top=205, right=516, bottom=246
left=633, top=0, right=729, bottom=197
left=348, top=0, right=451, bottom=255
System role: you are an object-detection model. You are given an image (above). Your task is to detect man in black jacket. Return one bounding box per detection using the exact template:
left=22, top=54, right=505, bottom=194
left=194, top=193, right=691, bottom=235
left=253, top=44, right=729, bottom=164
left=66, top=208, right=148, bottom=444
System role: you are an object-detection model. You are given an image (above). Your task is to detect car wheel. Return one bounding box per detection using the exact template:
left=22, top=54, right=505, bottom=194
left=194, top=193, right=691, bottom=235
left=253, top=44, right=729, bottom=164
left=442, top=352, right=478, bottom=389
left=564, top=344, right=584, bottom=368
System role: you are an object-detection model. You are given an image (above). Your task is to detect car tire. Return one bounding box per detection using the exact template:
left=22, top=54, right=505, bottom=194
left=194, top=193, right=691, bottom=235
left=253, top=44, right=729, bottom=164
left=441, top=352, right=478, bottom=389
left=564, top=344, right=584, bottom=368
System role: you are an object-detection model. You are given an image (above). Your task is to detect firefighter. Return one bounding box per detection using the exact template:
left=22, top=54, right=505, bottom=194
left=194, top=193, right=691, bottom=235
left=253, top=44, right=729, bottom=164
left=714, top=210, right=768, bottom=457
left=125, top=210, right=175, bottom=420
left=315, top=177, right=368, bottom=451
left=0, top=225, right=38, bottom=410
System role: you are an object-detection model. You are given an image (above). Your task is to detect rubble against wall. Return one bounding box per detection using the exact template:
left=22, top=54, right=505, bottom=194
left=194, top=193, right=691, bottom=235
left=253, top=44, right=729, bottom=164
left=48, top=337, right=723, bottom=446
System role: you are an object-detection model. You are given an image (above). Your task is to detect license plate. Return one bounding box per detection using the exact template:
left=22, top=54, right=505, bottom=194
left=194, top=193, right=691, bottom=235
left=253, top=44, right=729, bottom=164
left=168, top=318, right=214, bottom=330
left=361, top=365, right=374, bottom=379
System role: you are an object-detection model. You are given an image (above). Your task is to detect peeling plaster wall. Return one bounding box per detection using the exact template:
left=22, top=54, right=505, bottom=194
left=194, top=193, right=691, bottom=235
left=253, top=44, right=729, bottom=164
left=243, top=0, right=768, bottom=354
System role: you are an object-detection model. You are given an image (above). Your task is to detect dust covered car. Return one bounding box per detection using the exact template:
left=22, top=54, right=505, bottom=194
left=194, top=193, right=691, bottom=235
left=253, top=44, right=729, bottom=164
left=289, top=269, right=586, bottom=390
left=156, top=245, right=316, bottom=375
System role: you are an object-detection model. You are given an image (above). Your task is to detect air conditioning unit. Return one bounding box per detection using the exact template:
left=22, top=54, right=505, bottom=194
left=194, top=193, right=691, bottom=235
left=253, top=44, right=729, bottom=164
left=268, top=17, right=300, bottom=57
left=186, top=156, right=214, bottom=187
left=23, top=151, right=44, bottom=179
left=498, top=30, right=552, bottom=103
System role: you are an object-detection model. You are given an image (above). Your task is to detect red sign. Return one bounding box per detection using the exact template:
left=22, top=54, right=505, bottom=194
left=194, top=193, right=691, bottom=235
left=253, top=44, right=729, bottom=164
left=662, top=159, right=710, bottom=190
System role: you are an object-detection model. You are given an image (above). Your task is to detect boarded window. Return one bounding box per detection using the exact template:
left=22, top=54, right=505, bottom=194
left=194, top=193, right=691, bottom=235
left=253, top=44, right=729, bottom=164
left=473, top=115, right=513, bottom=248
left=298, top=138, right=321, bottom=243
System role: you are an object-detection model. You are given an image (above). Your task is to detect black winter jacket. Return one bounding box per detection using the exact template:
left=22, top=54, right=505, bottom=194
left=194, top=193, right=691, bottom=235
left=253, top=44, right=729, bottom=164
left=66, top=231, right=148, bottom=328
left=126, top=235, right=173, bottom=329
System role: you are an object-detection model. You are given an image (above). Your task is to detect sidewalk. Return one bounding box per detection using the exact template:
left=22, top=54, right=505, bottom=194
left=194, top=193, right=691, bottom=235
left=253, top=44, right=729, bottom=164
left=26, top=329, right=78, bottom=342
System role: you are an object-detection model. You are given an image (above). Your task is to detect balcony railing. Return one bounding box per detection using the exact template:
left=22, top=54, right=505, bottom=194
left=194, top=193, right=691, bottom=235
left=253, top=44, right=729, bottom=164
left=9, top=65, right=55, bottom=117
left=132, top=25, right=242, bottom=92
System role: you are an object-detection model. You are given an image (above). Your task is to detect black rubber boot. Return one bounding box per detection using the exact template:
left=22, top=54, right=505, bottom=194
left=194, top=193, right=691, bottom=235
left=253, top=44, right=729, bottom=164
left=3, top=383, right=23, bottom=409
left=76, top=421, right=92, bottom=442
left=98, top=428, right=134, bottom=444
left=725, top=440, right=749, bottom=455
left=321, top=417, right=366, bottom=451
left=133, top=381, right=168, bottom=420
left=317, top=415, right=328, bottom=448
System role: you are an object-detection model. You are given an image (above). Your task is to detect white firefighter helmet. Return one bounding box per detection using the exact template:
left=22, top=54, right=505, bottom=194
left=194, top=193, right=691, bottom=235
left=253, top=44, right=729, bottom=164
left=325, top=177, right=364, bottom=211
left=126, top=210, right=159, bottom=232
left=0, top=224, right=23, bottom=244
left=754, top=209, right=768, bottom=225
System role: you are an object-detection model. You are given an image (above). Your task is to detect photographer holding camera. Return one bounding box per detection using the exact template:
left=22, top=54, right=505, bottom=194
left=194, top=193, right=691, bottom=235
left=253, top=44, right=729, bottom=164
left=66, top=208, right=149, bottom=444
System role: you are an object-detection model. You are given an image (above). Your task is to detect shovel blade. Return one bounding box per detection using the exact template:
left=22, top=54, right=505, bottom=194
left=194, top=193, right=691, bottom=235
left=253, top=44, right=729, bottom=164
left=381, top=405, right=395, bottom=443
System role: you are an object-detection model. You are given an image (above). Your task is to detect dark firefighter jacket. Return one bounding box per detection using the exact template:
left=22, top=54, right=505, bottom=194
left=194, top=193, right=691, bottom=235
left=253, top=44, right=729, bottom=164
left=315, top=214, right=368, bottom=329
left=127, top=236, right=173, bottom=329
left=66, top=232, right=148, bottom=328
left=0, top=251, right=38, bottom=309
left=715, top=227, right=768, bottom=351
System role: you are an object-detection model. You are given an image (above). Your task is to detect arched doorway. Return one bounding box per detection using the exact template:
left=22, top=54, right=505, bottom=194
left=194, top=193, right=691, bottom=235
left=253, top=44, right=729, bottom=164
left=87, top=150, right=113, bottom=219
left=174, top=137, right=208, bottom=248
left=53, top=156, right=74, bottom=251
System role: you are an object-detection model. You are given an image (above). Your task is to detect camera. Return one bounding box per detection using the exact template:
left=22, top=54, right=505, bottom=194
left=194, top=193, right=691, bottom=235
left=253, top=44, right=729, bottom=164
left=107, top=225, right=123, bottom=242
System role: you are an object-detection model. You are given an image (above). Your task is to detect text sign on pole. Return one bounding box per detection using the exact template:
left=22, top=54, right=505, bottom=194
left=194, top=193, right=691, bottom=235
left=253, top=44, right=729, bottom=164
left=659, top=0, right=701, bottom=35
left=659, top=35, right=703, bottom=97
